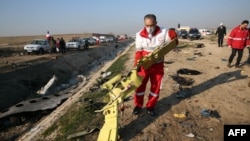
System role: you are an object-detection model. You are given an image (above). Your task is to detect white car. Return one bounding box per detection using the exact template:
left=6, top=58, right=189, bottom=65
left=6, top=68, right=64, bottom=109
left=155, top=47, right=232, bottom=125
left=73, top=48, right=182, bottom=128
left=89, top=38, right=97, bottom=45
left=24, top=39, right=50, bottom=54
left=99, top=39, right=106, bottom=43
left=83, top=38, right=96, bottom=45
left=66, top=39, right=86, bottom=50
left=199, top=29, right=212, bottom=36
left=106, top=37, right=114, bottom=42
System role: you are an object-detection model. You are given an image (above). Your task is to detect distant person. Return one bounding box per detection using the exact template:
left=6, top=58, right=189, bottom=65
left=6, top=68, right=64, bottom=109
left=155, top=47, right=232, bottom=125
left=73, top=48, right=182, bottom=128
left=59, top=37, right=66, bottom=54
left=215, top=23, right=226, bottom=47
left=133, top=14, right=178, bottom=117
left=85, top=39, right=89, bottom=49
left=46, top=31, right=51, bottom=41
left=227, top=20, right=249, bottom=68
left=56, top=38, right=60, bottom=53
left=49, top=36, right=56, bottom=53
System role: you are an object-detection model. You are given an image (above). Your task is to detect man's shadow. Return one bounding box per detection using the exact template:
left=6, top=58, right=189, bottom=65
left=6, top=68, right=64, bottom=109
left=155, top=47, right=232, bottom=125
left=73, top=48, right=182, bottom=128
left=119, top=70, right=247, bottom=141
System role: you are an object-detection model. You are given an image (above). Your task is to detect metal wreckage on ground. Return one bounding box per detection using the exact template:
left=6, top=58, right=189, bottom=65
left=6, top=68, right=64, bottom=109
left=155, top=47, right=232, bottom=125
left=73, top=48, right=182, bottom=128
left=91, top=38, right=178, bottom=141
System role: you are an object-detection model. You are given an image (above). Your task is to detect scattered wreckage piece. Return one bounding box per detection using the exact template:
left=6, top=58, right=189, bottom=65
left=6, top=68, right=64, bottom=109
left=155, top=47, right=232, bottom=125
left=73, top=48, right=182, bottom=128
left=200, top=109, right=221, bottom=118
left=0, top=75, right=87, bottom=120
left=172, top=68, right=201, bottom=98
left=170, top=75, right=194, bottom=86
left=177, top=68, right=202, bottom=75
left=37, top=75, right=57, bottom=95
left=0, top=92, right=72, bottom=119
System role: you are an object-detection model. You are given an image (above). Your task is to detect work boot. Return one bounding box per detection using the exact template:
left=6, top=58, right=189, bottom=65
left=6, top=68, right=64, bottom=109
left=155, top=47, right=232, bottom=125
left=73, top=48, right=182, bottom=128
left=235, top=65, right=242, bottom=68
left=147, top=109, right=157, bottom=117
left=133, top=106, right=142, bottom=115
left=227, top=62, right=231, bottom=68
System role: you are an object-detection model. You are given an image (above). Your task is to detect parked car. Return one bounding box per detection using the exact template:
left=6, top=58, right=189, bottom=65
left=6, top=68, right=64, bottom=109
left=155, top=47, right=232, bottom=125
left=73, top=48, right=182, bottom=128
left=99, top=39, right=106, bottom=43
left=80, top=38, right=90, bottom=49
left=83, top=38, right=96, bottom=45
left=106, top=37, right=114, bottom=42
left=179, top=29, right=188, bottom=39
left=188, top=28, right=201, bottom=40
left=24, top=39, right=50, bottom=54
left=66, top=38, right=86, bottom=50
left=199, top=29, right=212, bottom=36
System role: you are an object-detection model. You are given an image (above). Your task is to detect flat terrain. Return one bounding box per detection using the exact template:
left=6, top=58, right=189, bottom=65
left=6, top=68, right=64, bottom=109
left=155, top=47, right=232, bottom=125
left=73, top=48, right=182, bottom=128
left=0, top=34, right=249, bottom=141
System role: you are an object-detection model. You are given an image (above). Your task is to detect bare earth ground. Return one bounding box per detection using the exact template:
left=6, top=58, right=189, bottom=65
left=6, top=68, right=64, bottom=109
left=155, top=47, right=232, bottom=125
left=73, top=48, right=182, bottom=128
left=0, top=35, right=250, bottom=141
left=117, top=38, right=250, bottom=141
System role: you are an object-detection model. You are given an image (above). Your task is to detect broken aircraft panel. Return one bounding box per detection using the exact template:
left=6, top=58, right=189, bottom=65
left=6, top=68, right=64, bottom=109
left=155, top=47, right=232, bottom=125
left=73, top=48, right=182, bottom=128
left=0, top=92, right=72, bottom=119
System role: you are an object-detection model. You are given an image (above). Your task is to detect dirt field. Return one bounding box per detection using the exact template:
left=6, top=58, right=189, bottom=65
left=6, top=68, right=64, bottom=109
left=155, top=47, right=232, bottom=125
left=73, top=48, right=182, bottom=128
left=0, top=34, right=250, bottom=141
left=117, top=38, right=250, bottom=141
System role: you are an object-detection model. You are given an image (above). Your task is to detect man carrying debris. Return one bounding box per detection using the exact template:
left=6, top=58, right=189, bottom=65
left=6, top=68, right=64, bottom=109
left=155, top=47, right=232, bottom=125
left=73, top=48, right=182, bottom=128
left=227, top=20, right=249, bottom=68
left=215, top=23, right=226, bottom=47
left=133, top=14, right=178, bottom=116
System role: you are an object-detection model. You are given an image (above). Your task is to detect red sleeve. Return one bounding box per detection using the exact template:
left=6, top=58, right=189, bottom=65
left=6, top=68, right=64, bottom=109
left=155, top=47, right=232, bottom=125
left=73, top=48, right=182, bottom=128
left=168, top=29, right=179, bottom=45
left=134, top=51, right=143, bottom=66
left=248, top=30, right=250, bottom=46
left=227, top=29, right=235, bottom=46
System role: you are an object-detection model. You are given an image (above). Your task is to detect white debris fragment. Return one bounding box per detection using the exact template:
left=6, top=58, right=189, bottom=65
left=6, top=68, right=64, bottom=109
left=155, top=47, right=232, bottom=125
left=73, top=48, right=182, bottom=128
left=101, top=71, right=112, bottom=78
left=186, top=133, right=195, bottom=138
left=37, top=75, right=57, bottom=95
left=77, top=75, right=86, bottom=82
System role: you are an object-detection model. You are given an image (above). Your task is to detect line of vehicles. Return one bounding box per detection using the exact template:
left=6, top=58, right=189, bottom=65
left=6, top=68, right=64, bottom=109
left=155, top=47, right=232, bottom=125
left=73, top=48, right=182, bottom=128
left=23, top=36, right=115, bottom=55
left=177, top=28, right=212, bottom=40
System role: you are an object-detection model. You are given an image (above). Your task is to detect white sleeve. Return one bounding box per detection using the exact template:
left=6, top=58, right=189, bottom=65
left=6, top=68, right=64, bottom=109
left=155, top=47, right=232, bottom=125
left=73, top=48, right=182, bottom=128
left=135, top=32, right=143, bottom=50
left=164, top=30, right=171, bottom=43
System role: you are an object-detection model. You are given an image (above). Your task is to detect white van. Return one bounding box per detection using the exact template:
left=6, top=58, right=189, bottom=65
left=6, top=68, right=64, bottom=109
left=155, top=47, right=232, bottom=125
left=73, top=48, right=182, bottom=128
left=199, top=29, right=212, bottom=36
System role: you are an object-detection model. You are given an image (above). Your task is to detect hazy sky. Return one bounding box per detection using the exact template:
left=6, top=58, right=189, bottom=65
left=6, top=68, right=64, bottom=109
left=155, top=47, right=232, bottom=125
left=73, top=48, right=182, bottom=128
left=0, top=0, right=250, bottom=37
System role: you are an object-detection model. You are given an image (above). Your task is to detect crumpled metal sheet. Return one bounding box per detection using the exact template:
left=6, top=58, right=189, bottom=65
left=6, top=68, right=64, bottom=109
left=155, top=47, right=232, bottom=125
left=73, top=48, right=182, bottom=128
left=0, top=92, right=72, bottom=119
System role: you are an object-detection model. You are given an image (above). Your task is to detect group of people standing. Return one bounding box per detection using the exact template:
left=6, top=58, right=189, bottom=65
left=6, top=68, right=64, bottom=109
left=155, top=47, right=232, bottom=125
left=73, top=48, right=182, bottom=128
left=215, top=20, right=250, bottom=68
left=46, top=31, right=66, bottom=54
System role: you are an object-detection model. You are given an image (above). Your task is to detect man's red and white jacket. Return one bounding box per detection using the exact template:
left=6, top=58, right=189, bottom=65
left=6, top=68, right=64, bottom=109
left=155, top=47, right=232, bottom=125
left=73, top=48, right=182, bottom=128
left=134, top=26, right=178, bottom=66
left=227, top=25, right=249, bottom=49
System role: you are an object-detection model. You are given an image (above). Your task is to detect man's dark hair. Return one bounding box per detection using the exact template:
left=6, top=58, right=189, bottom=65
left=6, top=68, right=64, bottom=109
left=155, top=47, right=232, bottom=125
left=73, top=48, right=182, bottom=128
left=144, top=14, right=157, bottom=22
left=241, top=20, right=249, bottom=24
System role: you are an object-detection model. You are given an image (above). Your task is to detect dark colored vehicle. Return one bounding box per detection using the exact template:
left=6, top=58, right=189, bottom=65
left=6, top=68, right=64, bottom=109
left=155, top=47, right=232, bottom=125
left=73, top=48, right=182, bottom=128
left=188, top=28, right=201, bottom=40
left=179, top=30, right=188, bottom=39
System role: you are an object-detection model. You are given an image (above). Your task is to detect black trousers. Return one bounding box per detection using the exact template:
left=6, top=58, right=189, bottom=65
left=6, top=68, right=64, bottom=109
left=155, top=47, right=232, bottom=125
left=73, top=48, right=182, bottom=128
left=218, top=36, right=224, bottom=47
left=61, top=47, right=66, bottom=54
left=247, top=47, right=250, bottom=64
left=228, top=48, right=243, bottom=66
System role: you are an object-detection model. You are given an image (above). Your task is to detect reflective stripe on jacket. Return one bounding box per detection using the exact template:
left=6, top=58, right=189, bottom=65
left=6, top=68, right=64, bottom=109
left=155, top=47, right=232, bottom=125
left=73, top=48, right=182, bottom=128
left=227, top=25, right=249, bottom=49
